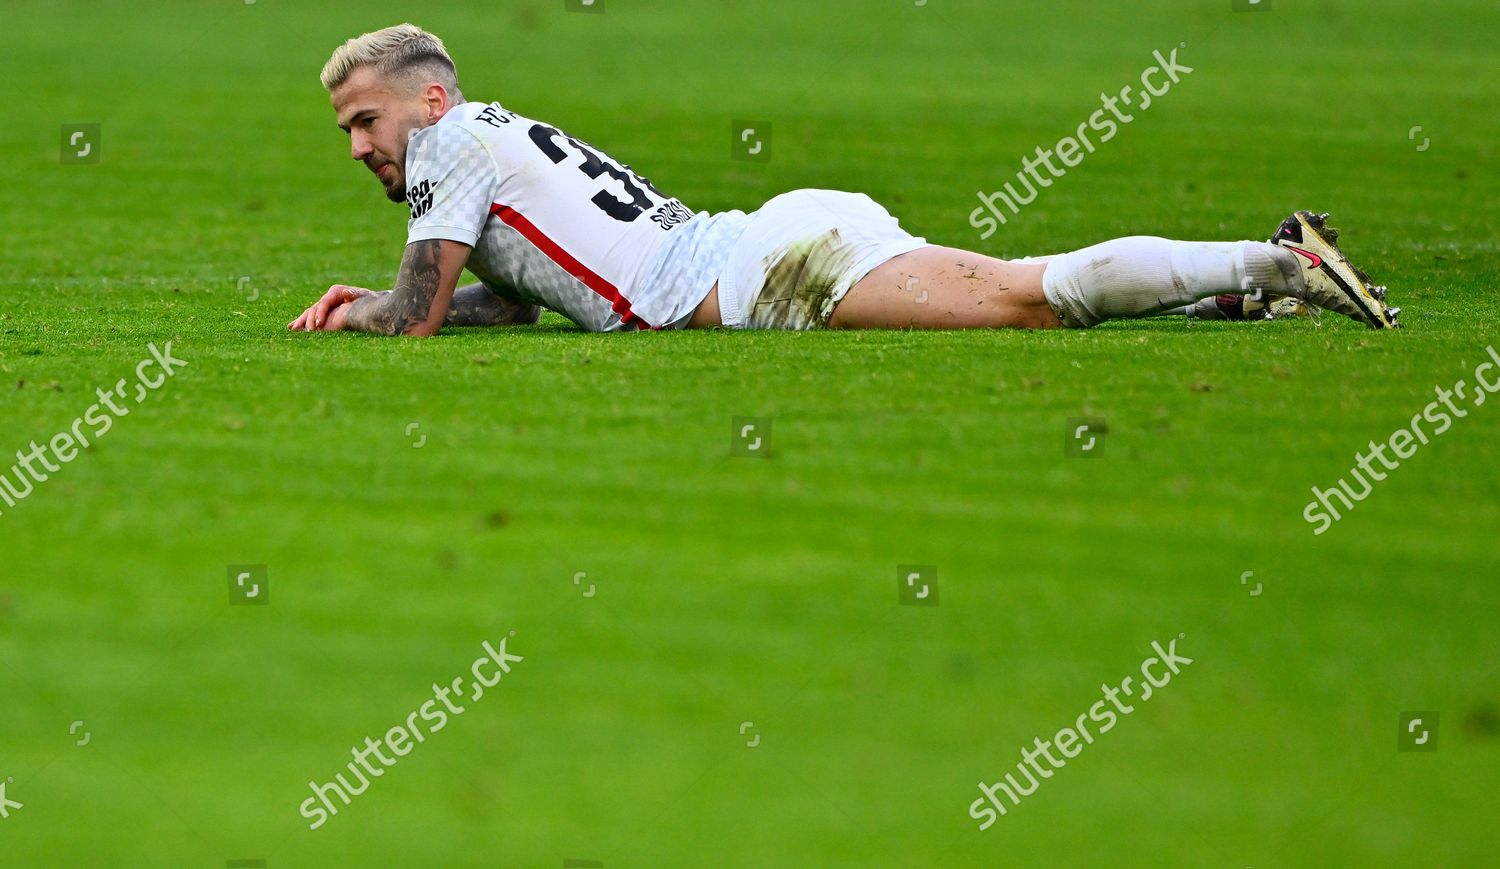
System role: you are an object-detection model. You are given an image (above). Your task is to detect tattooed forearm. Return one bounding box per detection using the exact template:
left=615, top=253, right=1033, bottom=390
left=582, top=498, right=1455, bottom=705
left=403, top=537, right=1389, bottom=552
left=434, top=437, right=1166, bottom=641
left=444, top=284, right=542, bottom=327
left=343, top=239, right=444, bottom=336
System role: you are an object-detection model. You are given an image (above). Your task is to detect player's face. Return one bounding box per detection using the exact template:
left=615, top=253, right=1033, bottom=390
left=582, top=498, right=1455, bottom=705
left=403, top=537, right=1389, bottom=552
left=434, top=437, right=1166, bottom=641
left=332, top=67, right=432, bottom=203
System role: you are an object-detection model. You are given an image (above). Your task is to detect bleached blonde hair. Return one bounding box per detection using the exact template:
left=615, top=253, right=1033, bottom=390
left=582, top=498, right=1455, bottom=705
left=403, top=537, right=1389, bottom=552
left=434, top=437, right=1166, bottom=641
left=320, top=23, right=464, bottom=99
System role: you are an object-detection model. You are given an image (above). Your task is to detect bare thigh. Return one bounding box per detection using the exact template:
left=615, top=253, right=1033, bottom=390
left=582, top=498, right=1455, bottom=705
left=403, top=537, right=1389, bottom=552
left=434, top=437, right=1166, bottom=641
left=828, top=245, right=1060, bottom=329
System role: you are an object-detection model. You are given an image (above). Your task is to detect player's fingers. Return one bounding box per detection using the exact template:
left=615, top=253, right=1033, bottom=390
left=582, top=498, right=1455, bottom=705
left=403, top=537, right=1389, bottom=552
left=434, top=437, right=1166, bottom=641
left=312, top=285, right=352, bottom=330
left=292, top=304, right=318, bottom=331
left=314, top=304, right=342, bottom=331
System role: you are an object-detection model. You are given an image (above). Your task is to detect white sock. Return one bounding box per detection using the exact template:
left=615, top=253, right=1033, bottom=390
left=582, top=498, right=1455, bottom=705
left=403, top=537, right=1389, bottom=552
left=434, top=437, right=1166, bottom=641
left=1155, top=297, right=1234, bottom=319
left=1180, top=296, right=1242, bottom=320
left=1040, top=237, right=1300, bottom=328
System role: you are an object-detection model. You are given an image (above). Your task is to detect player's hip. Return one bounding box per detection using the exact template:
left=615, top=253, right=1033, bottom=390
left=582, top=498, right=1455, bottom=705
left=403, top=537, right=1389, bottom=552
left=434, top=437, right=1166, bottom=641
left=712, top=189, right=926, bottom=330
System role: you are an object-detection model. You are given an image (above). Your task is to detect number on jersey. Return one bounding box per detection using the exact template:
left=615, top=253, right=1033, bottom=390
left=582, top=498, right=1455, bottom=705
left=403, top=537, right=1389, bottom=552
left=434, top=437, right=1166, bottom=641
left=527, top=123, right=671, bottom=222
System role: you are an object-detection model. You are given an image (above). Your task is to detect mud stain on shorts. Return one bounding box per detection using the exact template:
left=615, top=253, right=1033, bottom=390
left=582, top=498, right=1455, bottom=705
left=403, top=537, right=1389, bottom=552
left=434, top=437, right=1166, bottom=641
left=751, top=228, right=862, bottom=329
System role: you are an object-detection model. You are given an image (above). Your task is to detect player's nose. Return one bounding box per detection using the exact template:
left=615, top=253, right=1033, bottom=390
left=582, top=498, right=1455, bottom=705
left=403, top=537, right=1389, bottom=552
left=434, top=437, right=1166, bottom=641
left=349, top=132, right=374, bottom=162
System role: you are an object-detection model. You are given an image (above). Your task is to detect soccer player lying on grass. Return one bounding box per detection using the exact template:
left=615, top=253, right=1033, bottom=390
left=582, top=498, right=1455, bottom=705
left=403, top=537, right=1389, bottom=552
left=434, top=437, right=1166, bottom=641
left=289, top=24, right=1400, bottom=337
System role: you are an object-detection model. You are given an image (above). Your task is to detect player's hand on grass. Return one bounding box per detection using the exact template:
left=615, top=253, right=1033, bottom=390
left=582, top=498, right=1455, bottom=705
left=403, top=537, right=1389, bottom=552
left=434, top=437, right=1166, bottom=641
left=288, top=285, right=379, bottom=332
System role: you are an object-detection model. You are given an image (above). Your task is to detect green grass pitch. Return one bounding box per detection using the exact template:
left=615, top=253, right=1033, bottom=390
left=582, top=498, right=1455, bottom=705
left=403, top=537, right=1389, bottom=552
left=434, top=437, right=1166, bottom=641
left=3, top=0, right=1498, bottom=864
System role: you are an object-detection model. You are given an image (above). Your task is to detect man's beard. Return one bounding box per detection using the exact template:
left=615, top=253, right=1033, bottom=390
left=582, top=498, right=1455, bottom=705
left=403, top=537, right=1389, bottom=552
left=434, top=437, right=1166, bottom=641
left=383, top=174, right=406, bottom=203
left=367, top=160, right=405, bottom=203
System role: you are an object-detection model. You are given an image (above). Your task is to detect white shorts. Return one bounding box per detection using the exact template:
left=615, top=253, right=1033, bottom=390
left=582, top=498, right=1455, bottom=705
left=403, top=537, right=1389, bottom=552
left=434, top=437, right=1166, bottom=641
left=714, top=189, right=928, bottom=329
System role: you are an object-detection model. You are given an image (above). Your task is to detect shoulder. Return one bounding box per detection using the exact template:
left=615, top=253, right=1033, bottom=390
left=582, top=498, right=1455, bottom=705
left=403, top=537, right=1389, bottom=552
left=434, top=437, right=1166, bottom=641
left=411, top=110, right=485, bottom=157
left=427, top=102, right=526, bottom=142
left=410, top=103, right=531, bottom=169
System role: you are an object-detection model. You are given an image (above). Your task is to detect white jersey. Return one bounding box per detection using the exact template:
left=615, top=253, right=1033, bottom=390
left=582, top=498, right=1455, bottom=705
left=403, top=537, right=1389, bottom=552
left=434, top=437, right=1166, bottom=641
left=404, top=102, right=716, bottom=331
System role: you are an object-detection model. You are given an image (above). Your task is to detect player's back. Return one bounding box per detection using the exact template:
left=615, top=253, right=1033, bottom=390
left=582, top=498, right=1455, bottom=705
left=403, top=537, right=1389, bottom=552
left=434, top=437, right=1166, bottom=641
left=405, top=101, right=708, bottom=331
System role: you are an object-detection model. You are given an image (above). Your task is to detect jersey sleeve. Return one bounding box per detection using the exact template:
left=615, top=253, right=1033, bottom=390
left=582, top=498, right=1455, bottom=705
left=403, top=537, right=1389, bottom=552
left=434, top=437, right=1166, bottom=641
left=404, top=122, right=500, bottom=248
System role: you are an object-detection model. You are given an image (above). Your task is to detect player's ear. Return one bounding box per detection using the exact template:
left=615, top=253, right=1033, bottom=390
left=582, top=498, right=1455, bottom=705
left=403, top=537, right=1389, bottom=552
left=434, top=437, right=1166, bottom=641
left=422, top=83, right=449, bottom=122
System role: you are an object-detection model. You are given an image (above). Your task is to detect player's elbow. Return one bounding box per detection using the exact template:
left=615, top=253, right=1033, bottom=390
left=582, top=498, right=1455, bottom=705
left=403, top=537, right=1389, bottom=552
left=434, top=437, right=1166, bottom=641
left=403, top=320, right=442, bottom=338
